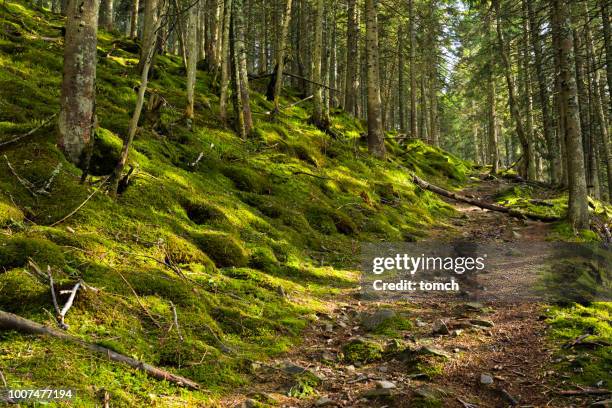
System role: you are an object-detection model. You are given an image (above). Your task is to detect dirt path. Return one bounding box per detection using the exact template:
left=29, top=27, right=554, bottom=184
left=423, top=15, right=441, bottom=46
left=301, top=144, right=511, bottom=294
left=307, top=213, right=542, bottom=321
left=222, top=178, right=593, bottom=408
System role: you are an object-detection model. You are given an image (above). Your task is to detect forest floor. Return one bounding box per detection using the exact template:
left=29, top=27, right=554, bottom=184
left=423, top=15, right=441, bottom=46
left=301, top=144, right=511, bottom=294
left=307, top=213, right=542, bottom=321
left=222, top=177, right=609, bottom=408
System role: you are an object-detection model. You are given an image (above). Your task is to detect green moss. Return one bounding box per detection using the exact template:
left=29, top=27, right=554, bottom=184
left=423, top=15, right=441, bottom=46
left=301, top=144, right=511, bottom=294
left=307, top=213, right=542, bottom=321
left=249, top=247, right=279, bottom=272
left=342, top=338, right=383, bottom=363
left=0, top=235, right=65, bottom=269
left=547, top=303, right=611, bottom=389
left=183, top=200, right=228, bottom=225
left=192, top=231, right=249, bottom=267
left=221, top=165, right=270, bottom=194
left=0, top=197, right=24, bottom=226
left=164, top=233, right=216, bottom=269
left=372, top=315, right=413, bottom=336
left=88, top=128, right=122, bottom=175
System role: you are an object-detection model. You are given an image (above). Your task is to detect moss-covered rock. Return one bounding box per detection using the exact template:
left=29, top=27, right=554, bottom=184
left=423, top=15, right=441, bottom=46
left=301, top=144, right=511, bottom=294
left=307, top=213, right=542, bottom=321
left=183, top=200, right=228, bottom=225
left=192, top=231, right=248, bottom=267
left=248, top=247, right=279, bottom=272
left=88, top=128, right=122, bottom=176
left=342, top=338, right=383, bottom=363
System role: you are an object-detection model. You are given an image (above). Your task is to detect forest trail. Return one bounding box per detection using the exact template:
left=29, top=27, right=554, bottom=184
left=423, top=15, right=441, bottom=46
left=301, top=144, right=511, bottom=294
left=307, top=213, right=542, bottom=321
left=222, top=177, right=590, bottom=408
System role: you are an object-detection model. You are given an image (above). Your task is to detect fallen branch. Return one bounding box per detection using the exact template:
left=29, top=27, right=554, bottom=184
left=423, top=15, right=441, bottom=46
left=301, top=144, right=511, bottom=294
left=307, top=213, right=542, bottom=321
left=46, top=266, right=66, bottom=329
left=0, top=310, right=200, bottom=390
left=4, top=155, right=39, bottom=197
left=557, top=388, right=611, bottom=396
left=261, top=95, right=314, bottom=115
left=0, top=112, right=57, bottom=149
left=411, top=173, right=560, bottom=222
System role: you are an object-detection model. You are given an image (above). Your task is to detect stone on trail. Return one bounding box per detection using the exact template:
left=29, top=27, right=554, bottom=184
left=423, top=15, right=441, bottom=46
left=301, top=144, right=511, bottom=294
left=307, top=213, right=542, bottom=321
left=315, top=396, right=335, bottom=406
left=480, top=373, right=494, bottom=385
left=419, top=346, right=452, bottom=360
left=360, top=309, right=397, bottom=331
left=361, top=387, right=393, bottom=398
left=375, top=380, right=396, bottom=389
left=432, top=319, right=450, bottom=335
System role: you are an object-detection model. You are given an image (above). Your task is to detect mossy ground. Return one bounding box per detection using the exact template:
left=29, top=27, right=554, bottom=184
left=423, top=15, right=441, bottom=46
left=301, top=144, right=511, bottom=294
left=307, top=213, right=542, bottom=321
left=0, top=1, right=467, bottom=406
left=546, top=303, right=611, bottom=390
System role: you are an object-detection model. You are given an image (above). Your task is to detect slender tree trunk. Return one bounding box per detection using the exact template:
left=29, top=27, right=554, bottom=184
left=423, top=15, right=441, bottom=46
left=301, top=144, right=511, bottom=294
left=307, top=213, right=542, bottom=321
left=398, top=26, right=407, bottom=133
left=110, top=0, right=161, bottom=195
left=493, top=0, right=533, bottom=180
left=312, top=0, right=329, bottom=128
left=219, top=0, right=233, bottom=124
left=364, top=0, right=386, bottom=158
left=601, top=0, right=612, bottom=116
left=521, top=0, right=536, bottom=179
left=586, top=23, right=612, bottom=201
left=231, top=0, right=252, bottom=139
left=171, top=0, right=188, bottom=69
left=487, top=75, right=499, bottom=173
left=551, top=0, right=589, bottom=229
left=58, top=0, right=99, bottom=168
left=527, top=0, right=560, bottom=184
left=409, top=0, right=417, bottom=139
left=184, top=0, right=198, bottom=124
left=272, top=0, right=293, bottom=110
left=344, top=0, right=359, bottom=116
left=130, top=0, right=139, bottom=38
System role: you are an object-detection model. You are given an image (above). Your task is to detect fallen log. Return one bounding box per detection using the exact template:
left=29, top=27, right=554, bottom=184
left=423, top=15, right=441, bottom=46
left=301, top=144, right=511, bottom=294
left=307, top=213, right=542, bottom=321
left=411, top=174, right=561, bottom=222
left=0, top=310, right=200, bottom=390
left=557, top=388, right=611, bottom=396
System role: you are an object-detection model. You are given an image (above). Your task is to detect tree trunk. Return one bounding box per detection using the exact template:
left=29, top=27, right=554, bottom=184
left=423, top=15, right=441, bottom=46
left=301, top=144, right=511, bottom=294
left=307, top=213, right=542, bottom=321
left=232, top=0, right=253, bottom=139
left=398, top=26, right=407, bottom=133
left=521, top=0, right=536, bottom=180
left=58, top=0, right=99, bottom=168
left=364, top=0, right=386, bottom=158
left=312, top=0, right=329, bottom=128
left=493, top=0, right=534, bottom=180
left=130, top=0, right=139, bottom=38
left=219, top=0, right=233, bottom=124
left=586, top=22, right=612, bottom=202
left=527, top=0, right=560, bottom=184
left=551, top=0, right=589, bottom=229
left=184, top=0, right=198, bottom=124
left=344, top=0, right=359, bottom=116
left=601, top=0, right=612, bottom=117
left=272, top=0, right=293, bottom=110
left=109, top=0, right=160, bottom=195
left=409, top=0, right=417, bottom=139
left=99, top=0, right=113, bottom=31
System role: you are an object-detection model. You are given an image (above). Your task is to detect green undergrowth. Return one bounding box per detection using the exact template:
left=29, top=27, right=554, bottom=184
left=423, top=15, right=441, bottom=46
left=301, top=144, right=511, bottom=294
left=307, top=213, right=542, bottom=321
left=0, top=1, right=468, bottom=406
left=547, top=303, right=612, bottom=390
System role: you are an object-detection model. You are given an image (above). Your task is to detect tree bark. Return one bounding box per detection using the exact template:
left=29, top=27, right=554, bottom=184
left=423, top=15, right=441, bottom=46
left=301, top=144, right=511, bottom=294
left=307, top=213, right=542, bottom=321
left=272, top=0, right=293, bottom=110
left=409, top=0, right=417, bottom=139
left=130, top=0, right=139, bottom=38
left=219, top=0, right=233, bottom=124
left=344, top=0, right=359, bottom=116
left=99, top=0, right=113, bottom=31
left=184, top=0, right=198, bottom=123
left=364, top=0, right=386, bottom=159
left=551, top=0, right=589, bottom=229
left=527, top=0, right=560, bottom=184
left=230, top=0, right=253, bottom=139
left=58, top=0, right=99, bottom=168
left=601, top=0, right=612, bottom=117
left=493, top=0, right=534, bottom=181
left=312, top=0, right=329, bottom=128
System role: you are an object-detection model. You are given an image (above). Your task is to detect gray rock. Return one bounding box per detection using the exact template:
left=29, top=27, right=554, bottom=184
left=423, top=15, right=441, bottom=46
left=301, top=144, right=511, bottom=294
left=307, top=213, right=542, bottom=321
left=413, top=385, right=450, bottom=403
left=360, top=309, right=397, bottom=331
left=324, top=323, right=334, bottom=332
left=375, top=380, right=396, bottom=389
left=415, top=318, right=428, bottom=327
left=281, top=362, right=307, bottom=375
left=480, top=373, right=494, bottom=385
left=419, top=346, right=451, bottom=360
left=235, top=399, right=258, bottom=408
left=315, top=396, right=335, bottom=406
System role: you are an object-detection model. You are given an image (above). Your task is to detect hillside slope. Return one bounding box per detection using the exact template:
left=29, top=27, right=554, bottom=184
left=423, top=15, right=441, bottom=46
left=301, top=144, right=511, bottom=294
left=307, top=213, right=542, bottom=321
left=0, top=2, right=469, bottom=406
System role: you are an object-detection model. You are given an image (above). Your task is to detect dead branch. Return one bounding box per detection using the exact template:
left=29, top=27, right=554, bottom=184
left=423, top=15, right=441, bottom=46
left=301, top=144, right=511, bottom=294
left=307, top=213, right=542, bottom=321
left=46, top=266, right=66, bottom=329
left=0, top=112, right=57, bottom=149
left=411, top=173, right=561, bottom=222
left=169, top=301, right=183, bottom=341
left=0, top=310, right=200, bottom=389
left=4, top=154, right=39, bottom=197
left=557, top=388, right=611, bottom=396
